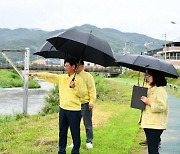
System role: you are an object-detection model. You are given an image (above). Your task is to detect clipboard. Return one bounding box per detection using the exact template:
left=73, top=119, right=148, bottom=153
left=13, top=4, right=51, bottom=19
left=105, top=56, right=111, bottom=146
left=131, top=85, right=148, bottom=110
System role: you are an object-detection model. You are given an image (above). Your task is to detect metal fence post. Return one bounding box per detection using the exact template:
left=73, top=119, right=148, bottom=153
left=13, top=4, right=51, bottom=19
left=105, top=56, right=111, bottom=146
left=23, top=48, right=30, bottom=114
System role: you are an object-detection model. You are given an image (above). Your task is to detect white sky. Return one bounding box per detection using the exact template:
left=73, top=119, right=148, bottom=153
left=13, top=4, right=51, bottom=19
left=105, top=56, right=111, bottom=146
left=0, top=0, right=180, bottom=41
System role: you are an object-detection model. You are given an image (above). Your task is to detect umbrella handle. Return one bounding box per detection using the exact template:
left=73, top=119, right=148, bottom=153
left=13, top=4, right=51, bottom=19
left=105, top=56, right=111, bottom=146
left=137, top=52, right=142, bottom=86
left=69, top=76, right=76, bottom=88
left=143, top=69, right=149, bottom=86
left=143, top=76, right=146, bottom=86
left=137, top=71, right=140, bottom=85
left=72, top=77, right=75, bottom=81
left=69, top=62, right=79, bottom=88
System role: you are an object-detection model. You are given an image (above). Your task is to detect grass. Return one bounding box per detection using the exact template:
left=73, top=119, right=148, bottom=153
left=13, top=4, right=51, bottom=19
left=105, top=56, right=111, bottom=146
left=0, top=69, right=40, bottom=88
left=0, top=80, right=145, bottom=154
left=0, top=114, right=58, bottom=153
left=0, top=104, right=143, bottom=154
left=88, top=104, right=140, bottom=154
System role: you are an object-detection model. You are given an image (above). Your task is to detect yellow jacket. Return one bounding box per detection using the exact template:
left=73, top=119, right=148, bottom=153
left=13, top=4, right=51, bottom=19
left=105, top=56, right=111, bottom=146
left=78, top=70, right=96, bottom=104
left=141, top=86, right=168, bottom=129
left=37, top=72, right=86, bottom=111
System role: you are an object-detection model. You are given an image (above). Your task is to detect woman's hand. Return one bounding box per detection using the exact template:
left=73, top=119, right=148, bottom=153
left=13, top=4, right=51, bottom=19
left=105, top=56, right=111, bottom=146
left=141, top=96, right=151, bottom=106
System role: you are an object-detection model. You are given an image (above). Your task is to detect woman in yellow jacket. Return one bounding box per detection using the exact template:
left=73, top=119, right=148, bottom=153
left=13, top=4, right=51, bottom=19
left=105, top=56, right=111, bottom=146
left=141, top=69, right=168, bottom=154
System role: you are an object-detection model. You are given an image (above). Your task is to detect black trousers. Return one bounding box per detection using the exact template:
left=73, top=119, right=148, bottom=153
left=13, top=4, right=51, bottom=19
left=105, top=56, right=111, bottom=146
left=58, top=108, right=82, bottom=154
left=144, top=128, right=164, bottom=154
left=81, top=103, right=93, bottom=143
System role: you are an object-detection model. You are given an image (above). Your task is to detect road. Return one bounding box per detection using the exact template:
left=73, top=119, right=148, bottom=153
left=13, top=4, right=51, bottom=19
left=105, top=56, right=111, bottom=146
left=159, top=93, right=180, bottom=154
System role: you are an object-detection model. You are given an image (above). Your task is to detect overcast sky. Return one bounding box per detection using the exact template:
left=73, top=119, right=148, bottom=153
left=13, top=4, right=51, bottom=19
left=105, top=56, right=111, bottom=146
left=1, top=0, right=180, bottom=41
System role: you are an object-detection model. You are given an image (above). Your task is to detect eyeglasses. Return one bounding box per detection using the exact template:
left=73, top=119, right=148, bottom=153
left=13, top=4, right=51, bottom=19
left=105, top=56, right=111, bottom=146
left=145, top=75, right=152, bottom=78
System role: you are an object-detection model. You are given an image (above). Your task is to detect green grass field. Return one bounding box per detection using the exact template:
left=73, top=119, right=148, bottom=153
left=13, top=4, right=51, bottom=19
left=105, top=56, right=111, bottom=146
left=1, top=69, right=178, bottom=153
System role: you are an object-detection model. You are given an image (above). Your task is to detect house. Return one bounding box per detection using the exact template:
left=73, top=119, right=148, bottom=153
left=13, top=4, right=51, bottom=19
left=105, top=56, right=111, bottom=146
left=147, top=42, right=180, bottom=68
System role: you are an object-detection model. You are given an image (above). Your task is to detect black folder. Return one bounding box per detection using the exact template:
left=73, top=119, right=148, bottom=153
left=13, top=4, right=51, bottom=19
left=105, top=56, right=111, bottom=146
left=131, top=85, right=148, bottom=110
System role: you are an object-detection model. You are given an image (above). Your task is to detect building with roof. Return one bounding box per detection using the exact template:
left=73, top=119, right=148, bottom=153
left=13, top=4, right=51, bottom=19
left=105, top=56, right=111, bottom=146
left=147, top=42, right=180, bottom=68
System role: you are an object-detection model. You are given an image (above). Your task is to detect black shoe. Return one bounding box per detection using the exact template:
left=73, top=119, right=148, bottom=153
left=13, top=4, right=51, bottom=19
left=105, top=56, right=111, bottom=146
left=139, top=140, right=147, bottom=146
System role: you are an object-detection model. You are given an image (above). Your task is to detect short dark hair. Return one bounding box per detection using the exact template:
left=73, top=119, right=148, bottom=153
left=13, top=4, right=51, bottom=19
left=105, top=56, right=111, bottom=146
left=78, top=59, right=84, bottom=65
left=147, top=69, right=167, bottom=87
left=64, top=58, right=78, bottom=68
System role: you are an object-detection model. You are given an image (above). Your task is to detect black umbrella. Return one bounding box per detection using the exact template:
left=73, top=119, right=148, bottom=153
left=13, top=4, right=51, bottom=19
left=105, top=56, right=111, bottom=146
left=34, top=41, right=73, bottom=59
left=116, top=54, right=179, bottom=78
left=46, top=28, right=115, bottom=67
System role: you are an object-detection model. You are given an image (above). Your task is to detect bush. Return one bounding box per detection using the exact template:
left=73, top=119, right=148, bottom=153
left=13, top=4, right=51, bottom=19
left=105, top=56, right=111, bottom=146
left=165, top=69, right=180, bottom=87
left=120, top=69, right=143, bottom=78
left=93, top=73, right=110, bottom=99
left=0, top=69, right=40, bottom=88
left=40, top=85, right=59, bottom=115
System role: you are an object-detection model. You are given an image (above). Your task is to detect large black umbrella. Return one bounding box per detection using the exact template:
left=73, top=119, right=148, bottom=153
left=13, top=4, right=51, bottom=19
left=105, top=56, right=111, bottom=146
left=116, top=54, right=179, bottom=78
left=46, top=28, right=115, bottom=67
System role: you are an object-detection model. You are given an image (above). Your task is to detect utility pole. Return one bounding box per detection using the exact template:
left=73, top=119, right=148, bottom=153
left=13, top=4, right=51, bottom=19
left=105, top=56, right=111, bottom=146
left=144, top=42, right=154, bottom=55
left=123, top=41, right=132, bottom=55
left=164, top=34, right=167, bottom=60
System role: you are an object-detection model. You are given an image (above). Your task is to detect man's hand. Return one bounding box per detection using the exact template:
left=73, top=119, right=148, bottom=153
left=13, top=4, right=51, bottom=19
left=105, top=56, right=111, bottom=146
left=28, top=72, right=37, bottom=77
left=69, top=81, right=75, bottom=88
left=88, top=103, right=94, bottom=110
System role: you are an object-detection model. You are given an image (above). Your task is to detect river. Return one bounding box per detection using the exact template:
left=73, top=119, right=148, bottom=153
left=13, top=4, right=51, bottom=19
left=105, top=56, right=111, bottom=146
left=0, top=79, right=55, bottom=115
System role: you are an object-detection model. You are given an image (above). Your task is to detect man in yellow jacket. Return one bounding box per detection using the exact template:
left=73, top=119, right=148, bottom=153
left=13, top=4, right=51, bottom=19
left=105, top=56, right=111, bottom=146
left=78, top=60, right=96, bottom=149
left=29, top=58, right=86, bottom=154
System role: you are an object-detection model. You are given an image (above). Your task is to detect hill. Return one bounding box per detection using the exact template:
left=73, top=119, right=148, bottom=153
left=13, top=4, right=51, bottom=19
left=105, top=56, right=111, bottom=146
left=0, top=24, right=164, bottom=61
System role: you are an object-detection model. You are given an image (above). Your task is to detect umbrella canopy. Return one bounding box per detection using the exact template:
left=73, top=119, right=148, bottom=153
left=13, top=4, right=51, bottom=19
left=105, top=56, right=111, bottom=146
left=46, top=28, right=115, bottom=67
left=34, top=42, right=73, bottom=59
left=116, top=54, right=179, bottom=78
